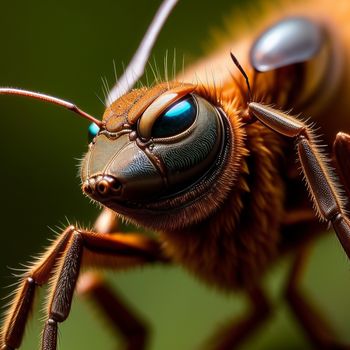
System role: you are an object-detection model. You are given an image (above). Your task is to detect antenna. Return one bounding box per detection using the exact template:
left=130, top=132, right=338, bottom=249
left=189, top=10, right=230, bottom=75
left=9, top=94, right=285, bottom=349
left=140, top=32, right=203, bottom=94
left=0, top=88, right=102, bottom=126
left=107, top=0, right=179, bottom=105
left=230, top=52, right=252, bottom=102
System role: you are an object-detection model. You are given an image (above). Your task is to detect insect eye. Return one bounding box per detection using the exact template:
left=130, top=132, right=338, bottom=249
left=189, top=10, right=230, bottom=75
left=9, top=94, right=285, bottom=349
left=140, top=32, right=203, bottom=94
left=151, top=95, right=197, bottom=138
left=88, top=122, right=100, bottom=143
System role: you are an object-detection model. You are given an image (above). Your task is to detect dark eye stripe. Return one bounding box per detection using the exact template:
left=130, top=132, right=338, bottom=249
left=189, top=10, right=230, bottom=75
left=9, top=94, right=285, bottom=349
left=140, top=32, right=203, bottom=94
left=151, top=95, right=196, bottom=138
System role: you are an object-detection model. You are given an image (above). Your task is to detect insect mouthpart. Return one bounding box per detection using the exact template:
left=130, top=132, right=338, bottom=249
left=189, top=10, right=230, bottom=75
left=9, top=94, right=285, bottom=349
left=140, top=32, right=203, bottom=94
left=82, top=175, right=122, bottom=199
left=79, top=84, right=236, bottom=230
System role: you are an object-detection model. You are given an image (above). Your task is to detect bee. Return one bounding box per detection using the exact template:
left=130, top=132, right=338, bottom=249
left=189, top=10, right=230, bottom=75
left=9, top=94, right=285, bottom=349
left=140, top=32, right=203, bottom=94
left=1, top=0, right=350, bottom=349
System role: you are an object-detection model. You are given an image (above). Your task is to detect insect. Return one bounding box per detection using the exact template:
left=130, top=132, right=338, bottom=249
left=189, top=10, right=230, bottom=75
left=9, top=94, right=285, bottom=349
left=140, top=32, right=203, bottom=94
left=1, top=0, right=350, bottom=349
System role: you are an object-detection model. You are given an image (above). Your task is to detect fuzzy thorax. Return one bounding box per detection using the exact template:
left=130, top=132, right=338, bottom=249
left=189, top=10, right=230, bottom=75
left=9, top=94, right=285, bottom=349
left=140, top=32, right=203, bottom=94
left=159, top=78, right=285, bottom=291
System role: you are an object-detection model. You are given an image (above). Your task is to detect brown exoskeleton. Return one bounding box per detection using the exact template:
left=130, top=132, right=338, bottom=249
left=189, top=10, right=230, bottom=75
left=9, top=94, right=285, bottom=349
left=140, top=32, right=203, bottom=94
left=1, top=0, right=350, bottom=349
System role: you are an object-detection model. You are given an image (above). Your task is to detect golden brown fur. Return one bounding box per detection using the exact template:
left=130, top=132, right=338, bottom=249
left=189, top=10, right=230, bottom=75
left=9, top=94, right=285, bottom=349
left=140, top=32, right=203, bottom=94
left=158, top=0, right=350, bottom=291
left=181, top=0, right=350, bottom=138
left=3, top=1, right=350, bottom=348
left=160, top=121, right=285, bottom=291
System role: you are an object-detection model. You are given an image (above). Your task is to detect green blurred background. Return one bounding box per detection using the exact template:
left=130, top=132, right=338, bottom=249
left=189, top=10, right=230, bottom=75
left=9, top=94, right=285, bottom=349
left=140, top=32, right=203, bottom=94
left=0, top=1, right=349, bottom=349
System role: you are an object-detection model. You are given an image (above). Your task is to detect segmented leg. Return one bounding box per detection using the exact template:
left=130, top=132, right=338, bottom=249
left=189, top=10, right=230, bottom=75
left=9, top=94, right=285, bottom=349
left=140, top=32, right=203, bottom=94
left=76, top=209, right=149, bottom=350
left=285, top=245, right=349, bottom=349
left=333, top=132, right=350, bottom=202
left=0, top=226, right=168, bottom=350
left=249, top=103, right=350, bottom=259
left=92, top=208, right=119, bottom=233
left=204, top=286, right=271, bottom=350
left=77, top=272, right=149, bottom=350
left=0, top=227, right=73, bottom=350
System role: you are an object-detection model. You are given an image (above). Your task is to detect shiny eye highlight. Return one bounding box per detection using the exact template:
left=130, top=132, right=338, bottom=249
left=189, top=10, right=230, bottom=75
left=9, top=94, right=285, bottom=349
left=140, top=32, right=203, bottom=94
left=151, top=95, right=197, bottom=138
left=88, top=122, right=100, bottom=143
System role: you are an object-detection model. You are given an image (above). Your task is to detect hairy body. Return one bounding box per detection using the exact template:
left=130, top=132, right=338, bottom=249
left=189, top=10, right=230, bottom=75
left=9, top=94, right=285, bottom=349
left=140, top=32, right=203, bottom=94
left=1, top=0, right=350, bottom=349
left=157, top=0, right=350, bottom=291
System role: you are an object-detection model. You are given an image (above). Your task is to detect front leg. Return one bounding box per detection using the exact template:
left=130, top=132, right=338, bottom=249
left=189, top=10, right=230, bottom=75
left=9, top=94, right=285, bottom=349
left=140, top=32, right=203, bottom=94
left=204, top=286, right=271, bottom=350
left=76, top=208, right=151, bottom=350
left=77, top=272, right=150, bottom=350
left=249, top=103, right=350, bottom=259
left=0, top=226, right=168, bottom=350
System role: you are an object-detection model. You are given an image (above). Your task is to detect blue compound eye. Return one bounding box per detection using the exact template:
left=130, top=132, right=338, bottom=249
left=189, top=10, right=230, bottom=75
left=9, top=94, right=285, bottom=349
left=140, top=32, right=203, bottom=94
left=88, top=122, right=100, bottom=143
left=151, top=95, right=197, bottom=138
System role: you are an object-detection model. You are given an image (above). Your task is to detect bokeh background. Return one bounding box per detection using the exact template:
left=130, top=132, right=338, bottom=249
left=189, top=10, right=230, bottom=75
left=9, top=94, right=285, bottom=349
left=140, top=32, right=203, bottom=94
left=0, top=1, right=349, bottom=349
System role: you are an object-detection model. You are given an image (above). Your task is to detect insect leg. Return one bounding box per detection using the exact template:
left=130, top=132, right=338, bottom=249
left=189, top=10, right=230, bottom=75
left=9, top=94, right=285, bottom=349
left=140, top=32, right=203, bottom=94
left=204, top=286, right=271, bottom=350
left=285, top=245, right=349, bottom=349
left=42, top=231, right=83, bottom=350
left=333, top=132, right=350, bottom=203
left=92, top=207, right=119, bottom=234
left=0, top=226, right=74, bottom=350
left=77, top=272, right=149, bottom=350
left=248, top=103, right=350, bottom=260
left=76, top=209, right=149, bottom=349
left=0, top=225, right=167, bottom=350
left=41, top=228, right=168, bottom=350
